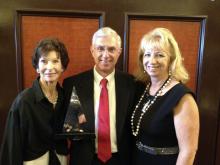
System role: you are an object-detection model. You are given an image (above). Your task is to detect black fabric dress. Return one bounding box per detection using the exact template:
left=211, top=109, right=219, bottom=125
left=132, top=83, right=194, bottom=165
left=0, top=78, right=68, bottom=165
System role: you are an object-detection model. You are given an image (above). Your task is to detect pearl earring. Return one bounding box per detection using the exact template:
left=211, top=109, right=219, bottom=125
left=169, top=70, right=172, bottom=76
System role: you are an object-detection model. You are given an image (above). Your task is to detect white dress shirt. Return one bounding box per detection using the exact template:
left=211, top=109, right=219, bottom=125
left=93, top=67, right=118, bottom=153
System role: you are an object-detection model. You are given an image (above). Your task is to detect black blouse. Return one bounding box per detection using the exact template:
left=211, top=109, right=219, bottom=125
left=0, top=78, right=68, bottom=165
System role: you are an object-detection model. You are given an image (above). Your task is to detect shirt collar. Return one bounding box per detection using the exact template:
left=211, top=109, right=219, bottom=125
left=93, top=66, right=115, bottom=85
left=32, top=77, right=63, bottom=103
left=32, top=77, right=45, bottom=103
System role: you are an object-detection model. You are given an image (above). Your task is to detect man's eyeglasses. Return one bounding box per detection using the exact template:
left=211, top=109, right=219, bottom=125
left=94, top=46, right=118, bottom=54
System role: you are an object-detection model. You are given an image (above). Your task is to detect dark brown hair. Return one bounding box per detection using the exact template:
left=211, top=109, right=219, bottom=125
left=32, top=38, right=69, bottom=70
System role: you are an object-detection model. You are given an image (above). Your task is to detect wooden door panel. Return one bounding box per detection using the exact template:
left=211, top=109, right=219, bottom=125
left=16, top=10, right=104, bottom=90
left=124, top=15, right=206, bottom=93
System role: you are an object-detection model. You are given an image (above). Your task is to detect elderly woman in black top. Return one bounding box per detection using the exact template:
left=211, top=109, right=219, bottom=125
left=0, top=38, right=69, bottom=165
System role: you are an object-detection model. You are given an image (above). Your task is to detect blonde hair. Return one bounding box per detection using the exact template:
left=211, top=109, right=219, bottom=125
left=92, top=27, right=121, bottom=48
left=136, top=27, right=189, bottom=84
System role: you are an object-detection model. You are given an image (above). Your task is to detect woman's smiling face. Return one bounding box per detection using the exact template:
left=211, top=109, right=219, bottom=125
left=143, top=46, right=170, bottom=79
left=37, top=51, right=63, bottom=84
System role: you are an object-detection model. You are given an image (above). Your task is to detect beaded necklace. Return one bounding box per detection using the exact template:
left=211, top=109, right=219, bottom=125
left=41, top=86, right=58, bottom=106
left=131, top=76, right=172, bottom=136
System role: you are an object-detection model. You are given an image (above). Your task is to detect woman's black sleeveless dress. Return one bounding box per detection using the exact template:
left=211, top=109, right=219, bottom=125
left=132, top=83, right=194, bottom=165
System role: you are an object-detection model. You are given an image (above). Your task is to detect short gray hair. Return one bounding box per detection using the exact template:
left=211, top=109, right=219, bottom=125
left=92, top=27, right=122, bottom=48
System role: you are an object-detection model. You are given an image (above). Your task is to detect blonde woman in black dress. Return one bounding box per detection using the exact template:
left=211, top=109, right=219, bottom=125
left=131, top=28, right=199, bottom=165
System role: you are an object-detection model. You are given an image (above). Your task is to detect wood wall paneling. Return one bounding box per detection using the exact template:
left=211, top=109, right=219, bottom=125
left=124, top=14, right=206, bottom=94
left=214, top=98, right=220, bottom=164
left=1, top=1, right=220, bottom=165
left=16, top=10, right=104, bottom=90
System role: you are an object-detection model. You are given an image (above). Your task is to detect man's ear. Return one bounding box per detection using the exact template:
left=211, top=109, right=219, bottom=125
left=118, top=48, right=122, bottom=54
left=36, top=68, right=40, bottom=73
left=90, top=45, right=94, bottom=55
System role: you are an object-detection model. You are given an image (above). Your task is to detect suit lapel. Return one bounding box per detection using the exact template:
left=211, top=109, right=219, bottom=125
left=115, top=71, right=129, bottom=141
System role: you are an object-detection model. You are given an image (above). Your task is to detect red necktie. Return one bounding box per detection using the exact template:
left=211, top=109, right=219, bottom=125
left=97, top=79, right=111, bottom=163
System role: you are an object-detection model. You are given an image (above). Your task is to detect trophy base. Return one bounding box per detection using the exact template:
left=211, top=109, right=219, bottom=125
left=55, top=132, right=95, bottom=141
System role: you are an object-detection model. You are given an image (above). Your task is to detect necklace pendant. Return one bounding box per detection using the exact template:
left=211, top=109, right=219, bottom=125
left=131, top=76, right=172, bottom=137
left=142, top=100, right=150, bottom=112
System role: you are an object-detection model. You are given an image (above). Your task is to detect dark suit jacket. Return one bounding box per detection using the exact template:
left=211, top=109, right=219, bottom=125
left=63, top=69, right=137, bottom=165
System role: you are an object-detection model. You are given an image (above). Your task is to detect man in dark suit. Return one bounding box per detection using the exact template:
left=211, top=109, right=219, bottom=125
left=63, top=27, right=136, bottom=165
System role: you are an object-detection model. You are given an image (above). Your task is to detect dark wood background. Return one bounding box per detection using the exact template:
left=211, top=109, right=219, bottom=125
left=0, top=0, right=220, bottom=164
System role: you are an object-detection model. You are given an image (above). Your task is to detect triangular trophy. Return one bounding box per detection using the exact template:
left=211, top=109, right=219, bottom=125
left=63, top=86, right=84, bottom=133
left=56, top=86, right=95, bottom=140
